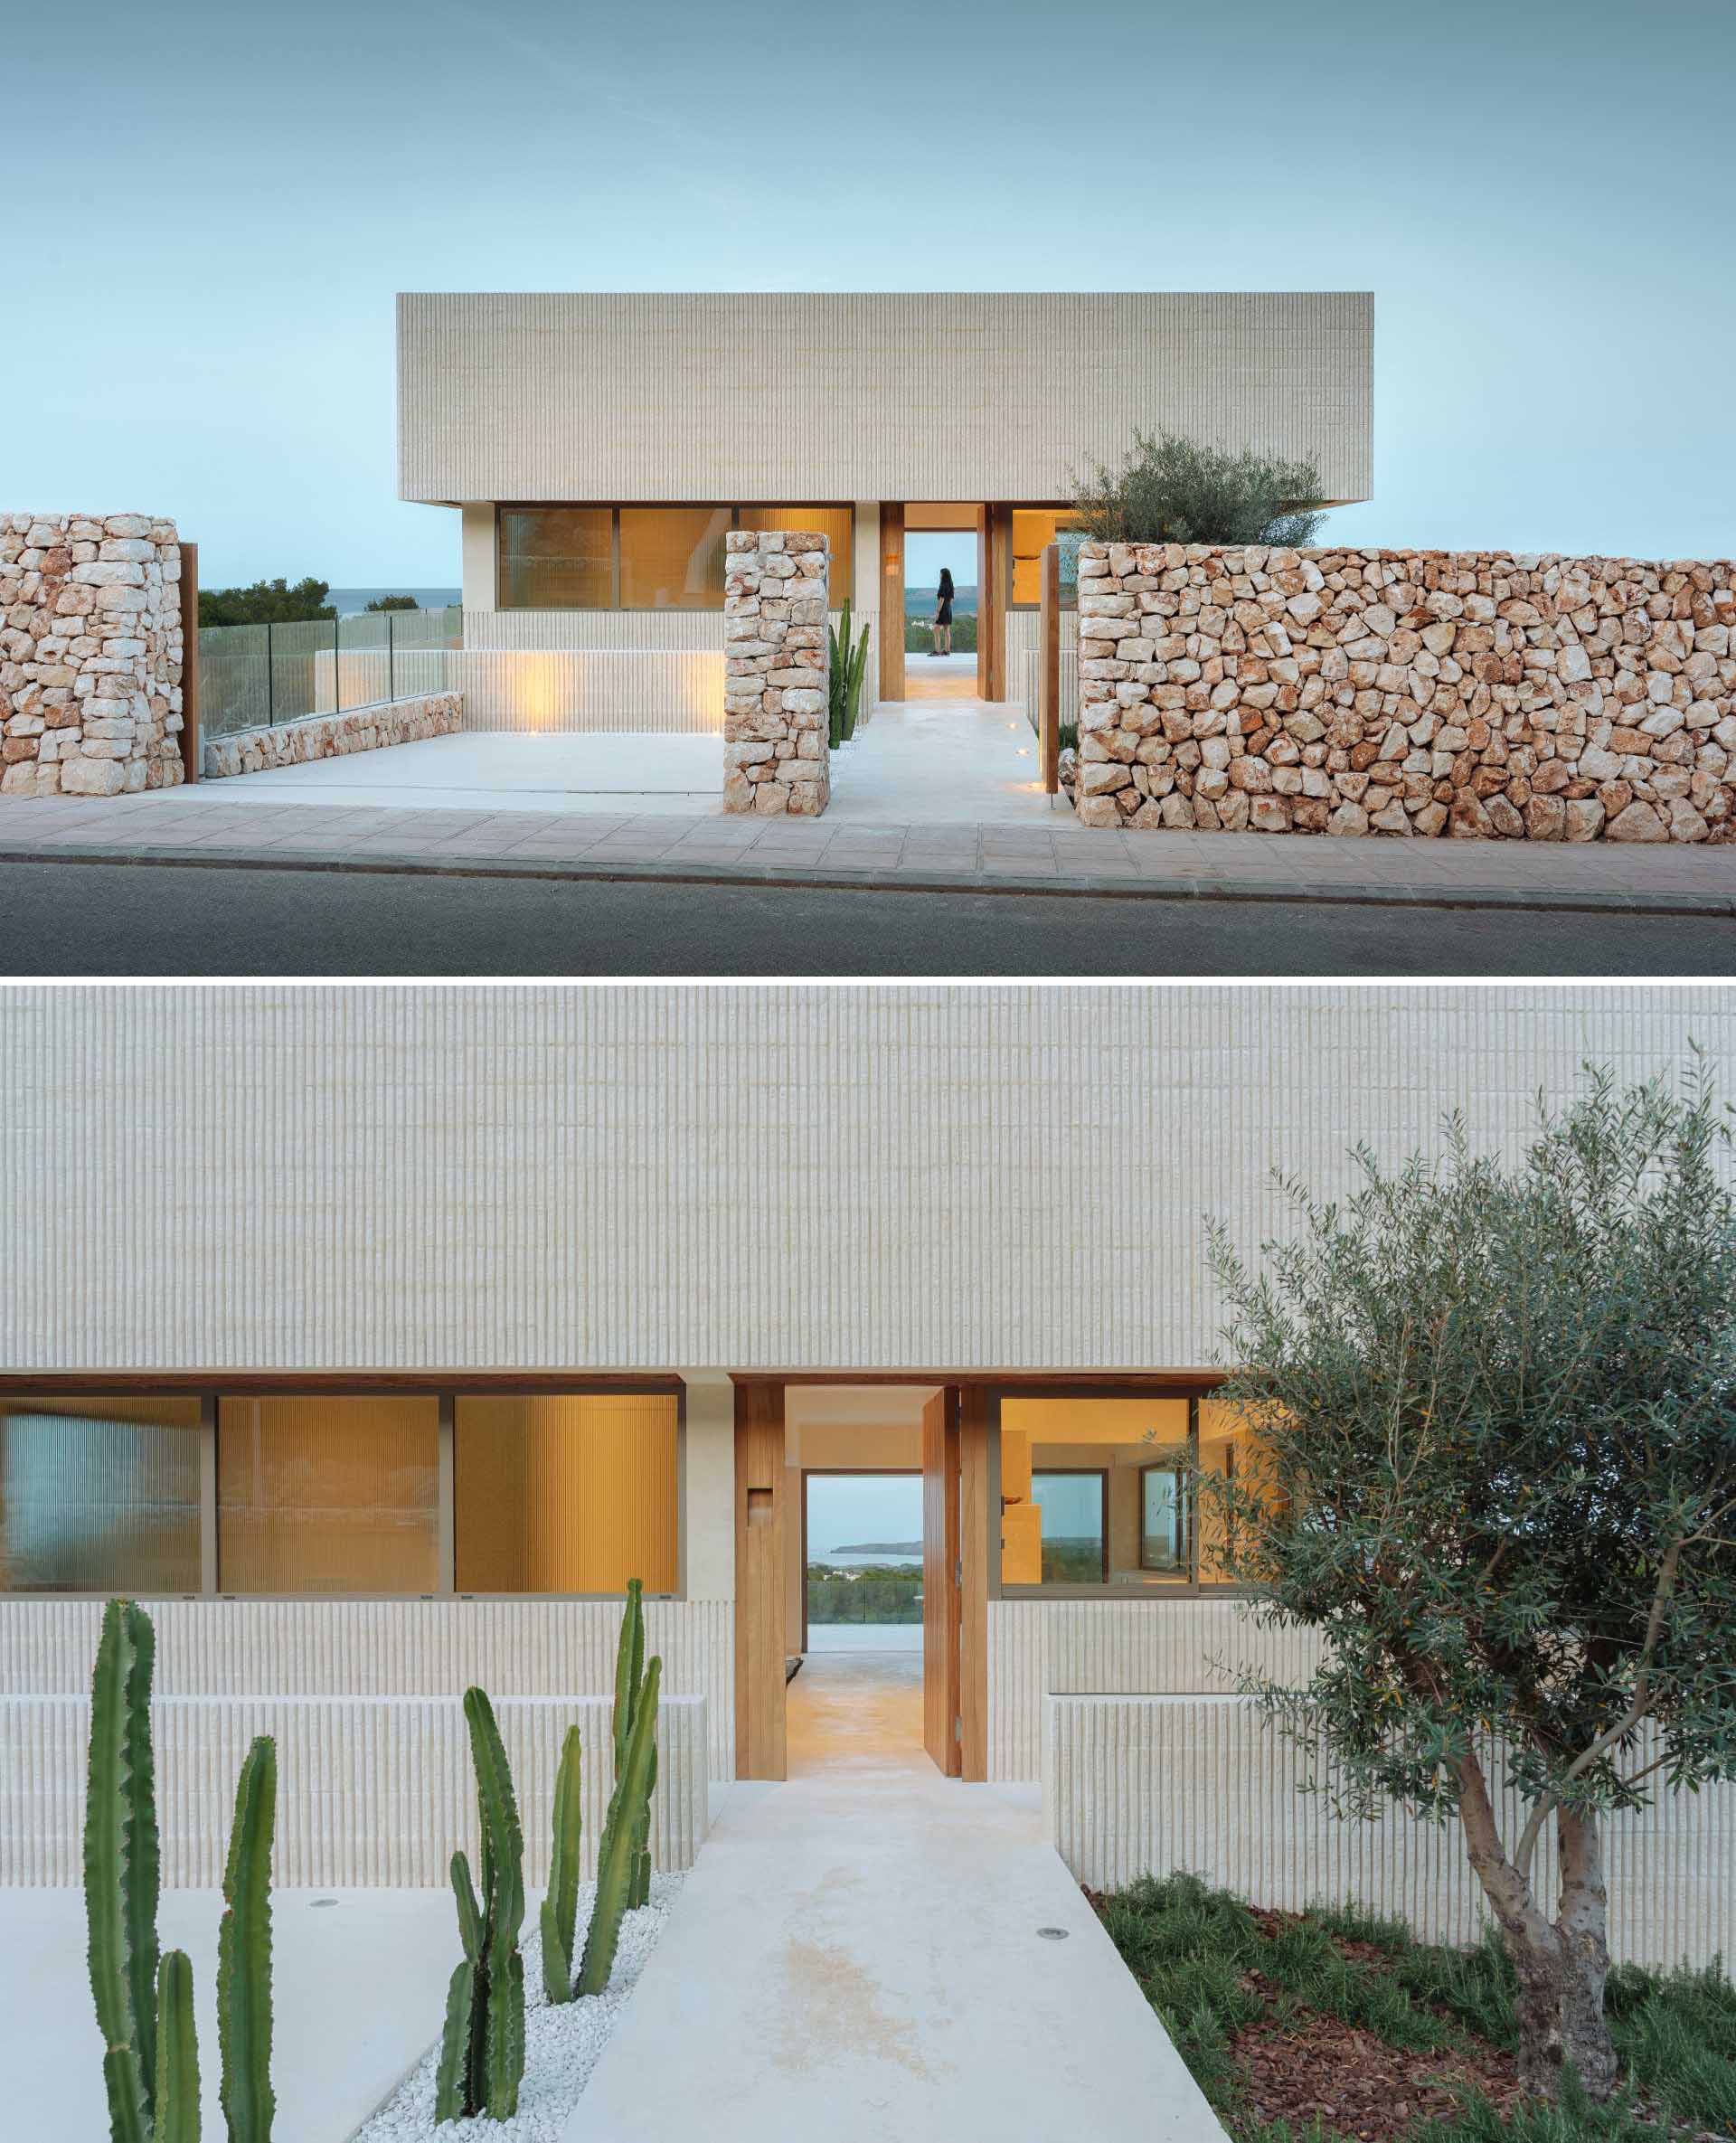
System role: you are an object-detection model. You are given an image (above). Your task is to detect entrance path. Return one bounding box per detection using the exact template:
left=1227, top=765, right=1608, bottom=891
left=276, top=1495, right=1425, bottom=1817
left=567, top=1764, right=1223, bottom=2143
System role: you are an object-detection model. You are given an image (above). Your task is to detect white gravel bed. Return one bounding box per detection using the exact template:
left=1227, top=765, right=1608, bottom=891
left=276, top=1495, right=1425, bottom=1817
left=351, top=1874, right=684, bottom=2142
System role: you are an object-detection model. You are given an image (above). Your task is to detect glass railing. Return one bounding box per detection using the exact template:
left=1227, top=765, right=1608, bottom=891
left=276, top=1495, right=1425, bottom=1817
left=197, top=606, right=462, bottom=741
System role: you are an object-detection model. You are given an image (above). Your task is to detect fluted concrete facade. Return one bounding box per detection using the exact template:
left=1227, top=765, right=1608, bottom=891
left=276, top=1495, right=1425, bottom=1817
left=1045, top=1698, right=1735, bottom=1971
left=4, top=987, right=1725, bottom=1373
left=4, top=987, right=1730, bottom=1958
left=0, top=1597, right=735, bottom=1779
left=1, top=1692, right=707, bottom=1887
left=397, top=293, right=1373, bottom=507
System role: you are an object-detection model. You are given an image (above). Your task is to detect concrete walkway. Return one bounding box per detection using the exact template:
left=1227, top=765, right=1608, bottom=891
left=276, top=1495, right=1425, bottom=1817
left=4, top=783, right=1733, bottom=916
left=571, top=1658, right=1222, bottom=2143
left=0, top=1885, right=455, bottom=2141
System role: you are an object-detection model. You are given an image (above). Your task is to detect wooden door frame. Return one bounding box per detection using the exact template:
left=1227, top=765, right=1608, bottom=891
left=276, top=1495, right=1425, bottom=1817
left=878, top=504, right=905, bottom=703
left=921, top=1390, right=960, bottom=1777
left=733, top=1379, right=788, bottom=1780
left=977, top=505, right=1012, bottom=703
left=733, top=1374, right=989, bottom=1782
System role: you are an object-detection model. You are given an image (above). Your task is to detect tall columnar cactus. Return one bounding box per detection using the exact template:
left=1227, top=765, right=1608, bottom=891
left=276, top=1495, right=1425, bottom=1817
left=576, top=1656, right=661, bottom=1997
left=152, top=1949, right=201, bottom=2143
left=217, top=1737, right=276, bottom=2143
left=609, top=1581, right=657, bottom=1912
left=435, top=1689, right=526, bottom=2121
left=85, top=1597, right=161, bottom=2143
left=540, top=1726, right=583, bottom=2004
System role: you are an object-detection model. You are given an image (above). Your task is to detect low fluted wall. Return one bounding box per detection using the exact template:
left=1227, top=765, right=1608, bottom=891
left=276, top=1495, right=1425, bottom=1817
left=1046, top=1695, right=1734, bottom=1970
left=203, top=690, right=462, bottom=777
left=1076, top=543, right=1736, bottom=840
left=0, top=1692, right=707, bottom=1886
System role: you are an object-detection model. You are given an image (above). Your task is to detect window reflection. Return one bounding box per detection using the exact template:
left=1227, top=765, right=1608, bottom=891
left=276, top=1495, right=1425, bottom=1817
left=455, top=1393, right=678, bottom=1595
left=1001, top=1395, right=1250, bottom=1590
left=0, top=1396, right=202, bottom=1593
left=217, top=1396, right=439, bottom=1596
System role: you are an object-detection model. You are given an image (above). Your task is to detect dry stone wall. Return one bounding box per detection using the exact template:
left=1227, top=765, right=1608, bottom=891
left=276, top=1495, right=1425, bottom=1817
left=723, top=529, right=830, bottom=815
left=1076, top=543, right=1736, bottom=841
left=2, top=513, right=184, bottom=798
left=203, top=690, right=462, bottom=778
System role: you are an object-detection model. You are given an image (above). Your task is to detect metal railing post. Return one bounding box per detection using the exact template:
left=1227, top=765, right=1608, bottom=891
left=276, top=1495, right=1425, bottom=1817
left=388, top=611, right=395, bottom=703
left=335, top=613, right=342, bottom=713
left=266, top=619, right=274, bottom=726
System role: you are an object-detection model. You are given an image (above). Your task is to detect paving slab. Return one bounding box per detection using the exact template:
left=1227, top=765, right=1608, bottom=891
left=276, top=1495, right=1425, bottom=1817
left=4, top=786, right=1734, bottom=918
left=0, top=1885, right=454, bottom=2142
left=567, top=1769, right=1224, bottom=2143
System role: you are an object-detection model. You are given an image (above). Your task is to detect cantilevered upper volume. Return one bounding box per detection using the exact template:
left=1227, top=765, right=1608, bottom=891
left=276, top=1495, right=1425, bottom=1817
left=395, top=290, right=1373, bottom=508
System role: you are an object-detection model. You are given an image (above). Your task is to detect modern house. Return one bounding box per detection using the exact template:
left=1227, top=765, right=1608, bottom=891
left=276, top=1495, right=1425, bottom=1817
left=395, top=291, right=1373, bottom=724
left=3, top=986, right=1730, bottom=1967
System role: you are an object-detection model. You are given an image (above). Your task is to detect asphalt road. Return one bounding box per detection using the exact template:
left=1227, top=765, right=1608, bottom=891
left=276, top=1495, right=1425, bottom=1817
left=0, top=861, right=1730, bottom=977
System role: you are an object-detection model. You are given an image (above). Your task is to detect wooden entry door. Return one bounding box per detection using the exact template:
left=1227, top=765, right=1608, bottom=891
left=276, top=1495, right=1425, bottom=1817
left=878, top=504, right=905, bottom=703
left=921, top=1386, right=961, bottom=1775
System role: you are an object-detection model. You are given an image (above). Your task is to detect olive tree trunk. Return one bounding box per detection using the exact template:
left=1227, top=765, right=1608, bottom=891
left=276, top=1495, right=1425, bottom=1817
left=1454, top=1756, right=1618, bottom=2102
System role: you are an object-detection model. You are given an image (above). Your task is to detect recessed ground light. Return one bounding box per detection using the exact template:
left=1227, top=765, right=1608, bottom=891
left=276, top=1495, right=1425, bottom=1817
left=310, top=1897, right=338, bottom=1908
left=1036, top=1926, right=1069, bottom=1940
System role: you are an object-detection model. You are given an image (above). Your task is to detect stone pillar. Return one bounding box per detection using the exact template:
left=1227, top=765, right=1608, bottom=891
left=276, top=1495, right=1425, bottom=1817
left=1, top=513, right=186, bottom=798
left=723, top=529, right=830, bottom=816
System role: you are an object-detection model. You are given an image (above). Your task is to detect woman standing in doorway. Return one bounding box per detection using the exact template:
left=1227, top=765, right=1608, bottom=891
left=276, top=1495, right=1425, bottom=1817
left=931, top=567, right=955, bottom=656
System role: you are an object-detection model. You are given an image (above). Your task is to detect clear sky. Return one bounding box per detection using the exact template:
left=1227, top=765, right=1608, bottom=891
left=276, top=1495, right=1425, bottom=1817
left=8, top=0, right=1731, bottom=586
left=807, top=1476, right=922, bottom=1561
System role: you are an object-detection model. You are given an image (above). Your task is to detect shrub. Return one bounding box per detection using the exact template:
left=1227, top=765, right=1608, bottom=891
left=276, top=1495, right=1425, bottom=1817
left=1071, top=430, right=1328, bottom=549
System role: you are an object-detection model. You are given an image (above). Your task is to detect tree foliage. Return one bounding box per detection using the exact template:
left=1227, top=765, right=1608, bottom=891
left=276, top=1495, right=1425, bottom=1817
left=364, top=594, right=420, bottom=612
left=1203, top=1057, right=1736, bottom=2100
left=1072, top=430, right=1328, bottom=549
left=197, top=577, right=334, bottom=628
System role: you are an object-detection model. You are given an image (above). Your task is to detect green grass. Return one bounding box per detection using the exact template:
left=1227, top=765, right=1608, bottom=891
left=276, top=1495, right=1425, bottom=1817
left=1096, top=1872, right=1736, bottom=2143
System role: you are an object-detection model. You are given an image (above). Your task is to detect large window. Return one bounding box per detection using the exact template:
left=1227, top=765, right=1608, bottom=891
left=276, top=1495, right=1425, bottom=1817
left=217, top=1395, right=439, bottom=1596
left=455, top=1393, right=678, bottom=1594
left=1, top=1386, right=681, bottom=1598
left=496, top=505, right=854, bottom=611
left=0, top=1396, right=203, bottom=1593
left=998, top=1392, right=1253, bottom=1592
left=498, top=507, right=613, bottom=609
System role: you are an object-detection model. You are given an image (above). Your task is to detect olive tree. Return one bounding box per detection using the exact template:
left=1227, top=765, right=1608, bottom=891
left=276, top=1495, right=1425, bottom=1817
left=1203, top=1060, right=1736, bottom=2104
left=1071, top=430, right=1327, bottom=548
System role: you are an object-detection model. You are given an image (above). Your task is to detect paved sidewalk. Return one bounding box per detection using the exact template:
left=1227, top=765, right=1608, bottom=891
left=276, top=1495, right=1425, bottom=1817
left=568, top=1770, right=1223, bottom=2143
left=4, top=791, right=1734, bottom=914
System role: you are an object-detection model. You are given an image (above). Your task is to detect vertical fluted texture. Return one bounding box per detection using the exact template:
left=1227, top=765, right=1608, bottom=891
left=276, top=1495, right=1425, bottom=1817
left=0, top=1600, right=733, bottom=1778
left=5, top=987, right=1726, bottom=1372
left=2, top=1694, right=706, bottom=1887
left=1044, top=1697, right=1736, bottom=1972
left=394, top=293, right=1373, bottom=506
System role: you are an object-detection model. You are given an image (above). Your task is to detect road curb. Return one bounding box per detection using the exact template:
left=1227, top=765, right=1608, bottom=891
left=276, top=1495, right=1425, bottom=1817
left=1, top=843, right=1731, bottom=919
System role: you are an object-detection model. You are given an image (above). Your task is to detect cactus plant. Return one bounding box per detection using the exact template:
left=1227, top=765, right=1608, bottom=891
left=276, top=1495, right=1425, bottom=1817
left=83, top=1604, right=276, bottom=2143
left=576, top=1656, right=661, bottom=1997
left=539, top=1726, right=583, bottom=2004
left=828, top=602, right=871, bottom=746
left=609, top=1581, right=657, bottom=1912
left=434, top=1689, right=526, bottom=2121
left=153, top=1949, right=200, bottom=2143
left=217, top=1737, right=276, bottom=2143
left=85, top=1597, right=161, bottom=2143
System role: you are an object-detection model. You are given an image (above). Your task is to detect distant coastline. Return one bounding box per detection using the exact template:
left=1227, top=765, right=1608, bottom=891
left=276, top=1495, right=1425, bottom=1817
left=326, top=585, right=460, bottom=616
